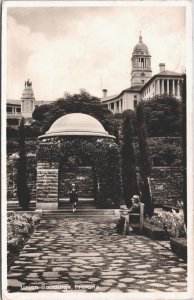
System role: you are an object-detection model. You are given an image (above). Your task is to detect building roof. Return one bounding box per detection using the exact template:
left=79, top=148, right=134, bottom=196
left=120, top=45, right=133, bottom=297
left=132, top=34, right=150, bottom=56
left=102, top=85, right=142, bottom=103
left=141, top=70, right=183, bottom=92
left=157, top=70, right=181, bottom=76
left=7, top=99, right=21, bottom=106
left=7, top=99, right=52, bottom=106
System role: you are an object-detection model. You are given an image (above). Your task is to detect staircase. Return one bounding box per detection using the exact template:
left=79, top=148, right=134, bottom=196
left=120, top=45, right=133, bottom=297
left=43, top=198, right=116, bottom=218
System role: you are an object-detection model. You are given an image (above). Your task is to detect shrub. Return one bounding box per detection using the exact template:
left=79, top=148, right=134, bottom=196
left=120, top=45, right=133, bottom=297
left=7, top=212, right=40, bottom=253
left=146, top=210, right=186, bottom=238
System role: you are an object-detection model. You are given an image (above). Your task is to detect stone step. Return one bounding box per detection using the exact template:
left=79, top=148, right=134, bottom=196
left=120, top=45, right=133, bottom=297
left=43, top=210, right=115, bottom=215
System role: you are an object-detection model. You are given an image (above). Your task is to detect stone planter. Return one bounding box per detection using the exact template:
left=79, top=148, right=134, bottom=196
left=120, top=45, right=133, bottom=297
left=170, top=237, right=187, bottom=261
left=143, top=222, right=168, bottom=240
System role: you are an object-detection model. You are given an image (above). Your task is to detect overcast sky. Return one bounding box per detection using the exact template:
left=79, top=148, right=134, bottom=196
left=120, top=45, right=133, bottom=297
left=7, top=4, right=186, bottom=101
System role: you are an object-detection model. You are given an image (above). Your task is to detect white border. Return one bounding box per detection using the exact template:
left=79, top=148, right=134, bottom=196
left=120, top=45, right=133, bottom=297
left=1, top=1, right=193, bottom=300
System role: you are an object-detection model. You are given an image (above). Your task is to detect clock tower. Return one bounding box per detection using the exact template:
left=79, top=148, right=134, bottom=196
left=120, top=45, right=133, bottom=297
left=131, top=33, right=152, bottom=86
left=21, top=79, right=35, bottom=123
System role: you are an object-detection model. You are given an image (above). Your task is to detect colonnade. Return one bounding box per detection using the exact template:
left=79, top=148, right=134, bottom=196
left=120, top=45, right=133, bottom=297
left=155, top=79, right=181, bottom=98
left=107, top=98, right=123, bottom=114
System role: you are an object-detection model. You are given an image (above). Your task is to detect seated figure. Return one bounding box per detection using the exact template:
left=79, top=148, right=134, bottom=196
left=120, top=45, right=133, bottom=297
left=129, top=195, right=140, bottom=213
left=128, top=195, right=141, bottom=226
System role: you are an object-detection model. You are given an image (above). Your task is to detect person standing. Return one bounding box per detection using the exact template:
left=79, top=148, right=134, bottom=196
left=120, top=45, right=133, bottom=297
left=69, top=183, right=78, bottom=213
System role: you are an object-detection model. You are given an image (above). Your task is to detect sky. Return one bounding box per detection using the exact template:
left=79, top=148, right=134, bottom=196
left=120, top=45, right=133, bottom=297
left=6, top=4, right=186, bottom=101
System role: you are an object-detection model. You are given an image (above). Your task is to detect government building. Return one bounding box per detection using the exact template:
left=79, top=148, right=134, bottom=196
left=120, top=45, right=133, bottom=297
left=7, top=33, right=183, bottom=126
left=102, top=34, right=183, bottom=114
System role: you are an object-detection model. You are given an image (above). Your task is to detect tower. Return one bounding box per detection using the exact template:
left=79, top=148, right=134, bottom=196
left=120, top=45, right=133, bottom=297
left=21, top=79, right=35, bottom=122
left=131, top=33, right=152, bottom=86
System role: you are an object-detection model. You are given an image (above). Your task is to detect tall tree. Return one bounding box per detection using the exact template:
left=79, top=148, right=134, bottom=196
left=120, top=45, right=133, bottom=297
left=136, top=101, right=153, bottom=217
left=121, top=114, right=139, bottom=207
left=180, top=73, right=187, bottom=226
left=17, top=118, right=30, bottom=210
left=32, top=89, right=115, bottom=135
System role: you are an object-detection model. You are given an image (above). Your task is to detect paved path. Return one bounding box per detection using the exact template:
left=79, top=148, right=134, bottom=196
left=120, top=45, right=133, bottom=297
left=8, top=216, right=187, bottom=293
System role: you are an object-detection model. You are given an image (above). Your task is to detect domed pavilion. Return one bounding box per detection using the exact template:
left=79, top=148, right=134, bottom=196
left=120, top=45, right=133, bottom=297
left=36, top=113, right=121, bottom=210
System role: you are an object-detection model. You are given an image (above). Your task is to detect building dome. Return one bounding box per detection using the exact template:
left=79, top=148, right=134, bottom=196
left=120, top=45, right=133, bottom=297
left=39, top=113, right=114, bottom=139
left=132, top=34, right=150, bottom=55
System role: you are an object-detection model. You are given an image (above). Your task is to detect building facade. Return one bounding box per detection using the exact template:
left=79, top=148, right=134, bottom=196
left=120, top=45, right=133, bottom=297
left=102, top=34, right=183, bottom=114
left=7, top=34, right=183, bottom=121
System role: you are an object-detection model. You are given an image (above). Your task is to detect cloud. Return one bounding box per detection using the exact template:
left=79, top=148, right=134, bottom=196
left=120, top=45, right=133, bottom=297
left=7, top=6, right=186, bottom=100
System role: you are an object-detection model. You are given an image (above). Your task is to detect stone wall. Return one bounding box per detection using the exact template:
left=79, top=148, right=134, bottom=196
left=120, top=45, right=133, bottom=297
left=150, top=167, right=184, bottom=206
left=7, top=135, right=185, bottom=209
left=36, top=162, right=58, bottom=209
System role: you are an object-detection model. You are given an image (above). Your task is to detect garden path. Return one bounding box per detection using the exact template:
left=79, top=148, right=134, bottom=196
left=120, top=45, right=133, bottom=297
left=8, top=215, right=187, bottom=293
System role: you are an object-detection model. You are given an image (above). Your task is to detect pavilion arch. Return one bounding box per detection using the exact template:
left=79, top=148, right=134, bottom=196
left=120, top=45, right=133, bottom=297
left=36, top=113, right=121, bottom=210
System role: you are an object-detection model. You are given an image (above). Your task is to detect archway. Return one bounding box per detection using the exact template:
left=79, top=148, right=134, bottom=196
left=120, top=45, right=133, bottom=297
left=36, top=113, right=121, bottom=210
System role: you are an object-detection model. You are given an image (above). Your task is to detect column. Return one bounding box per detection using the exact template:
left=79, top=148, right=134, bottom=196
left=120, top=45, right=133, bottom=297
left=172, top=80, right=175, bottom=96
left=167, top=79, right=169, bottom=94
left=162, top=80, right=164, bottom=94
left=114, top=102, right=116, bottom=114
left=177, top=80, right=180, bottom=98
left=157, top=80, right=160, bottom=95
left=119, top=100, right=122, bottom=113
left=36, top=162, right=58, bottom=210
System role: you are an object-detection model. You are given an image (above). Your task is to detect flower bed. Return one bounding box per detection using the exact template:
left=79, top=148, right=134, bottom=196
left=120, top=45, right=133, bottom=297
left=7, top=212, right=41, bottom=270
left=143, top=222, right=168, bottom=240
left=145, top=210, right=186, bottom=239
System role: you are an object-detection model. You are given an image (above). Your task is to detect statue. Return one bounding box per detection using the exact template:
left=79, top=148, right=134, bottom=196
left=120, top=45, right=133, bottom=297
left=26, top=79, right=32, bottom=88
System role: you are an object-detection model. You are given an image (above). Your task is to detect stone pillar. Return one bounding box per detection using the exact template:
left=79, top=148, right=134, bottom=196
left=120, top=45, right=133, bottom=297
left=172, top=80, right=175, bottom=96
left=177, top=80, right=180, bottom=98
left=119, top=100, right=122, bottom=113
left=114, top=102, right=116, bottom=114
left=36, top=162, right=58, bottom=210
left=157, top=80, right=160, bottom=95
left=167, top=80, right=169, bottom=94
left=161, top=79, right=164, bottom=94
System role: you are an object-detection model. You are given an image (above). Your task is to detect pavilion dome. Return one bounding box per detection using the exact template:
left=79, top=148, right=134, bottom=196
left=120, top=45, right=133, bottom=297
left=39, top=113, right=114, bottom=139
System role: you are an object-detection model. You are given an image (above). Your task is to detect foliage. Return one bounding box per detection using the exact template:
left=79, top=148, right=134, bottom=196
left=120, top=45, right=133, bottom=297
left=121, top=115, right=139, bottom=207
left=7, top=118, right=20, bottom=126
left=180, top=74, right=187, bottom=226
left=145, top=210, right=186, bottom=238
left=136, top=101, right=153, bottom=217
left=17, top=118, right=30, bottom=210
left=32, top=89, right=115, bottom=135
left=7, top=127, right=19, bottom=138
left=150, top=139, right=182, bottom=166
left=144, top=95, right=182, bottom=137
left=122, top=109, right=137, bottom=136
left=37, top=136, right=122, bottom=208
left=7, top=212, right=40, bottom=256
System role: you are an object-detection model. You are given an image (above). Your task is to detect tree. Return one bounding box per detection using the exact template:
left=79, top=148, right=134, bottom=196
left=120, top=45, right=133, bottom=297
left=180, top=74, right=187, bottom=226
left=17, top=118, right=30, bottom=210
left=33, top=89, right=115, bottom=135
left=136, top=101, right=153, bottom=217
left=121, top=114, right=139, bottom=207
left=144, top=95, right=182, bottom=136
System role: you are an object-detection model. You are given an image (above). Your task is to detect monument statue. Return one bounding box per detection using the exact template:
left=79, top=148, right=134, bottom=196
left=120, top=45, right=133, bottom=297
left=25, top=79, right=32, bottom=88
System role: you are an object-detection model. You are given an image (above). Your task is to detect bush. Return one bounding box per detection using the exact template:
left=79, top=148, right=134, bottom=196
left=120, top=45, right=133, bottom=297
left=146, top=210, right=186, bottom=238
left=7, top=212, right=40, bottom=253
left=144, top=95, right=182, bottom=137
